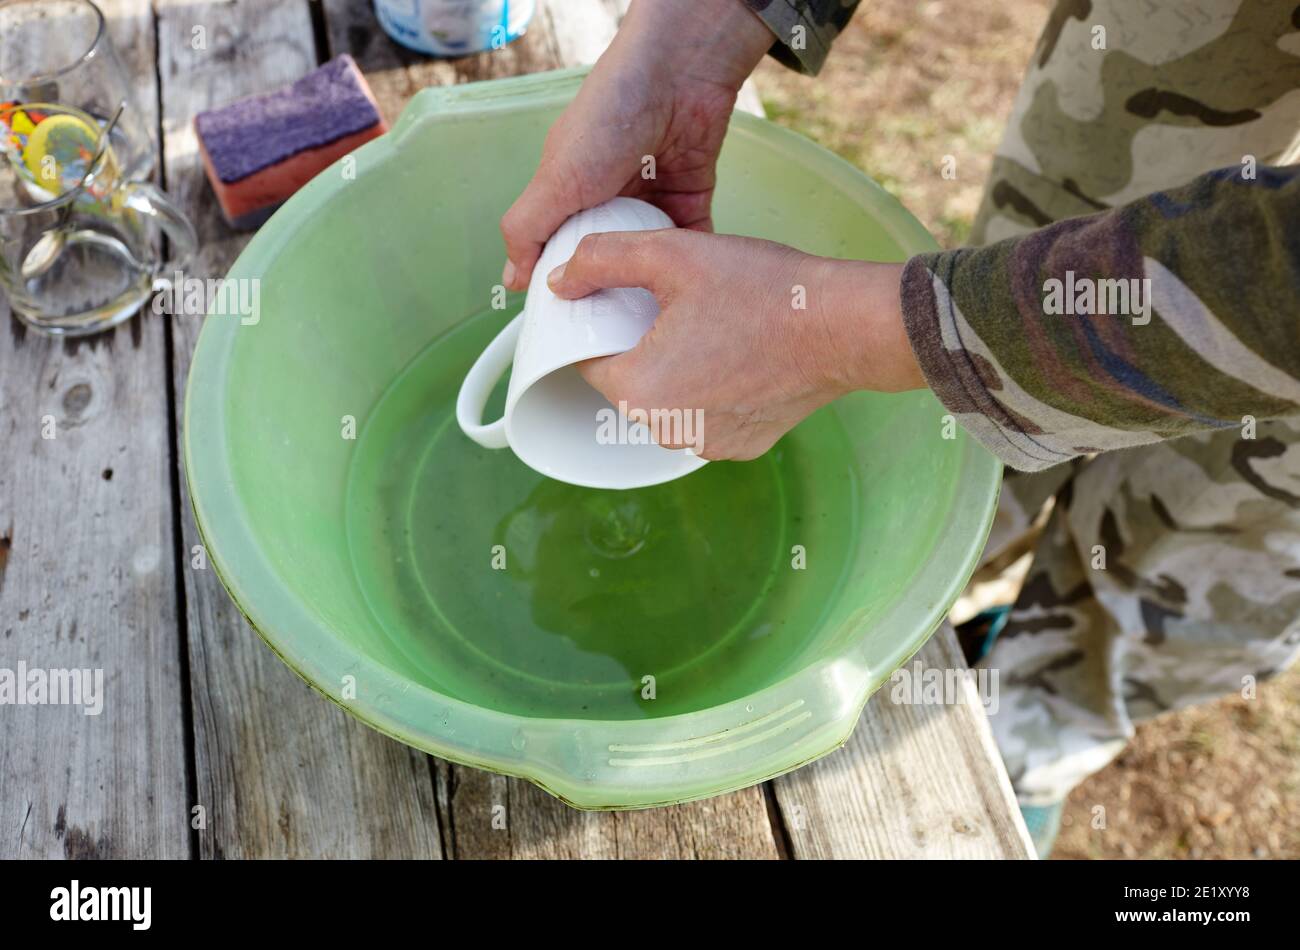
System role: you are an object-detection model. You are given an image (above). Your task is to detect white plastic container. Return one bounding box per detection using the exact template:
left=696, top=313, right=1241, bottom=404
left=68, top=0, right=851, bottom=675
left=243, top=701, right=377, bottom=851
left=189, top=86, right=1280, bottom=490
left=373, top=0, right=535, bottom=56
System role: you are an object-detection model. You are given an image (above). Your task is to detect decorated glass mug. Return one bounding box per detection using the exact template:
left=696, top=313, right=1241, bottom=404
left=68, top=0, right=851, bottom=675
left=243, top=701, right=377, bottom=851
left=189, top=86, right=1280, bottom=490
left=0, top=101, right=196, bottom=335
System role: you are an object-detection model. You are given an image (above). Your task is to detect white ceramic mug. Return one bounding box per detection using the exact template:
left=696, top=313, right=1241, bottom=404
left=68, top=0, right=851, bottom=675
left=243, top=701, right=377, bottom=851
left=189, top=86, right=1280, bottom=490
left=456, top=197, right=708, bottom=489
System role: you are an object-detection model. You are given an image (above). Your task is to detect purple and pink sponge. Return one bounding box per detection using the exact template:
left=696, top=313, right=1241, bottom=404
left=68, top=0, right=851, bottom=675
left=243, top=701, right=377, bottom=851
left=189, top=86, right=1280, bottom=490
left=195, top=55, right=388, bottom=229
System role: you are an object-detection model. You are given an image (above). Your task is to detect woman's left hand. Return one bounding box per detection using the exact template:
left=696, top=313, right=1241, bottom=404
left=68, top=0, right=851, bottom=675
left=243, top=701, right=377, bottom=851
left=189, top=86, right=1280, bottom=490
left=546, top=228, right=923, bottom=461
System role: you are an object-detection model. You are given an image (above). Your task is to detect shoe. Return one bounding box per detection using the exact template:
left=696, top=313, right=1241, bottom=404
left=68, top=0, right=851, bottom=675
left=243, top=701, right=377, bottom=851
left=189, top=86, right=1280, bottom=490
left=954, top=604, right=1012, bottom=664
left=1020, top=800, right=1064, bottom=858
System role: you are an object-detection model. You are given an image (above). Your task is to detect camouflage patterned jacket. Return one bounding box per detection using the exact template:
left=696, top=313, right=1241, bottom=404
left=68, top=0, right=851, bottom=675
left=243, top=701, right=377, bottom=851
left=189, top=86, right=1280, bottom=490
left=749, top=0, right=1300, bottom=472
left=744, top=0, right=858, bottom=75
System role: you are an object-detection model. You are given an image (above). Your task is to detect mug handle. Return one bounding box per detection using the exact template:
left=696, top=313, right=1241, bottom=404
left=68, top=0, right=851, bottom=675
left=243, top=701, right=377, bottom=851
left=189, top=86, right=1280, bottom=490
left=456, top=313, right=522, bottom=449
left=120, top=181, right=198, bottom=284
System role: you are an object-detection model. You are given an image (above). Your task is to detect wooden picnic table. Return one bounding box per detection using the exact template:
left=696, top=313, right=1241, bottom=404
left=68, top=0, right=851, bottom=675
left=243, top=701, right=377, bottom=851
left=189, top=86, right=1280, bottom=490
left=0, top=0, right=1031, bottom=859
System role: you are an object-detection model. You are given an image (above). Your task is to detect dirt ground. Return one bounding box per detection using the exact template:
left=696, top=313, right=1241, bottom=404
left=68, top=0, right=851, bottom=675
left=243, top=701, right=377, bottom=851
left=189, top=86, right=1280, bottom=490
left=752, top=0, right=1300, bottom=859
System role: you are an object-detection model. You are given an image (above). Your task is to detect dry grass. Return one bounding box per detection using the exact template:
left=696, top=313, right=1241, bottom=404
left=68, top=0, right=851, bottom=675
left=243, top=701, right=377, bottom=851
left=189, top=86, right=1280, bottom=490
left=1054, top=673, right=1300, bottom=859
left=752, top=0, right=1300, bottom=859
left=753, top=0, right=1048, bottom=247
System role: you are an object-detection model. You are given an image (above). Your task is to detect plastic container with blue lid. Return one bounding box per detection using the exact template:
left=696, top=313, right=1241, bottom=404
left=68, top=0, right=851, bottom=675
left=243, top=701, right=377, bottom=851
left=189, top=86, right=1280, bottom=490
left=373, top=0, right=535, bottom=57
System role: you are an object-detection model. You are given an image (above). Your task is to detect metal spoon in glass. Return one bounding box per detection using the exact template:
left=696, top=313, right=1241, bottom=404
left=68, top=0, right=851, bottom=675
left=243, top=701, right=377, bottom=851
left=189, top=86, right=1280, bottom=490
left=20, top=102, right=125, bottom=281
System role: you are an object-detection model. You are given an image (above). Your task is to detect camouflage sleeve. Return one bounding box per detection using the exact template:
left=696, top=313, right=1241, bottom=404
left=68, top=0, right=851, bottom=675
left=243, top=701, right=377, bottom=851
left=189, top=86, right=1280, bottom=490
left=899, top=165, right=1300, bottom=472
left=743, top=0, right=860, bottom=75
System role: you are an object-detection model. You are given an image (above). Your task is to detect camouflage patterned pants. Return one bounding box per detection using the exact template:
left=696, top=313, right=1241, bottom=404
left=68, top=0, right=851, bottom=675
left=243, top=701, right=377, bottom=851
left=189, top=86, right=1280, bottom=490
left=970, top=0, right=1300, bottom=805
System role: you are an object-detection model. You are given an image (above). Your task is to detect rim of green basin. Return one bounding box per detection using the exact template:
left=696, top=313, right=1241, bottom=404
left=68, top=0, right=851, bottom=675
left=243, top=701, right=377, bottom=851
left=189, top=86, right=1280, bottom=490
left=183, top=67, right=1002, bottom=810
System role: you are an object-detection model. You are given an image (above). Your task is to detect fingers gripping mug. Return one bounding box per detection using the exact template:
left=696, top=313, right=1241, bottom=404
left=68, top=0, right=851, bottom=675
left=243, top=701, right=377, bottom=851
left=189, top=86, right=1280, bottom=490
left=456, top=197, right=708, bottom=489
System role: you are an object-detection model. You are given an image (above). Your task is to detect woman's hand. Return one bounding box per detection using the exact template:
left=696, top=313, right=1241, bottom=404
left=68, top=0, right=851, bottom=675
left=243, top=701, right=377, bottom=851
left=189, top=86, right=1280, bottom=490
left=547, top=229, right=923, bottom=461
left=499, top=0, right=774, bottom=291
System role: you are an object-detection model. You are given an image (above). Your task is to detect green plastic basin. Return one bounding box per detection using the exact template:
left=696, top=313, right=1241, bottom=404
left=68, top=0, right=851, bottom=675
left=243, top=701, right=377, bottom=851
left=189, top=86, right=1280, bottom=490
left=184, top=67, right=1000, bottom=809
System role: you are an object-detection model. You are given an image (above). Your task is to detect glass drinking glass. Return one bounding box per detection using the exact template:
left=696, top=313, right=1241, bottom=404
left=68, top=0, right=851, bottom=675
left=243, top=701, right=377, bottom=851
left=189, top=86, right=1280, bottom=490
left=0, top=102, right=196, bottom=335
left=0, top=0, right=154, bottom=181
left=0, top=1, right=196, bottom=335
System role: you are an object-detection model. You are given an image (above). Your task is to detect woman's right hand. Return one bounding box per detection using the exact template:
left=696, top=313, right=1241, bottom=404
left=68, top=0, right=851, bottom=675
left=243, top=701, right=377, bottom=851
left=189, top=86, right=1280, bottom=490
left=499, top=0, right=774, bottom=291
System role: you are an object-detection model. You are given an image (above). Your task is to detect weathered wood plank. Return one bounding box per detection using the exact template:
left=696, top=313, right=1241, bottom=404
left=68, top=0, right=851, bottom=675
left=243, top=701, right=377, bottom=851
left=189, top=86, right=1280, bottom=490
left=155, top=0, right=441, bottom=858
left=320, top=0, right=781, bottom=858
left=772, top=624, right=1034, bottom=858
left=0, top=0, right=190, bottom=859
left=436, top=760, right=779, bottom=859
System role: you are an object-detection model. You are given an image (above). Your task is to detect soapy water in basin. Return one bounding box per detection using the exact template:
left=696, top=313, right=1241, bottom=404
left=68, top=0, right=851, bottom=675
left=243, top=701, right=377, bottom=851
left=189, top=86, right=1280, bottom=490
left=345, top=303, right=862, bottom=720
